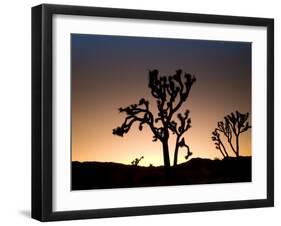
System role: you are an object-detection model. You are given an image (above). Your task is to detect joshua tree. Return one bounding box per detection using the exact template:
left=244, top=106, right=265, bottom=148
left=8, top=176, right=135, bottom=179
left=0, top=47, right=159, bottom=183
left=113, top=69, right=196, bottom=168
left=211, top=129, right=228, bottom=158
left=131, top=156, right=144, bottom=166
left=214, top=111, right=251, bottom=158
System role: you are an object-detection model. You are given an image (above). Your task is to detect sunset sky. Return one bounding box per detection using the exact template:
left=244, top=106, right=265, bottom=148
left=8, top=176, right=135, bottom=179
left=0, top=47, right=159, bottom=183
left=71, top=34, right=251, bottom=166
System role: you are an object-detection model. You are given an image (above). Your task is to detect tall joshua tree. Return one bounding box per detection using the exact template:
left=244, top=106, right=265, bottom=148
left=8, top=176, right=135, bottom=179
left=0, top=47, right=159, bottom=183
left=113, top=69, right=196, bottom=168
left=214, top=111, right=251, bottom=158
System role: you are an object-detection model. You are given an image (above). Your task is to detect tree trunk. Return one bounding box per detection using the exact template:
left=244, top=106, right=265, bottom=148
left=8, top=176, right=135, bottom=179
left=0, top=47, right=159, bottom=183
left=219, top=148, right=225, bottom=158
left=221, top=142, right=228, bottom=158
left=173, top=144, right=179, bottom=166
left=162, top=139, right=170, bottom=168
left=228, top=138, right=237, bottom=157
left=236, top=135, right=239, bottom=157
left=173, top=136, right=180, bottom=166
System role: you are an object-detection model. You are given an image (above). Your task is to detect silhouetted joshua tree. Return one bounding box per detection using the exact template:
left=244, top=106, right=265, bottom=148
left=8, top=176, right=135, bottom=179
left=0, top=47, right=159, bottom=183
left=214, top=111, right=251, bottom=158
left=131, top=156, right=144, bottom=166
left=113, top=69, right=196, bottom=168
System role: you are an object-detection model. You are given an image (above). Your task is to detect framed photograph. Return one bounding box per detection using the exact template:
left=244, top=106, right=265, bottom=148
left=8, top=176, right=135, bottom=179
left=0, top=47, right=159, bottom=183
left=32, top=4, right=274, bottom=221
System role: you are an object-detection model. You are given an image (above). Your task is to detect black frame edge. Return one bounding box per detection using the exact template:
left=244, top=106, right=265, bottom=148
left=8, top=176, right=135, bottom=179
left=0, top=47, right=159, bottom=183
left=31, top=5, right=43, bottom=221
left=31, top=3, right=274, bottom=222
left=266, top=19, right=274, bottom=207
left=46, top=199, right=271, bottom=221
left=32, top=4, right=53, bottom=221
left=41, top=3, right=273, bottom=26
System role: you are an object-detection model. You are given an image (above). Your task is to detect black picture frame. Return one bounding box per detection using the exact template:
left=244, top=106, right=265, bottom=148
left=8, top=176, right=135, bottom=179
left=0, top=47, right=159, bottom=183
left=32, top=4, right=274, bottom=222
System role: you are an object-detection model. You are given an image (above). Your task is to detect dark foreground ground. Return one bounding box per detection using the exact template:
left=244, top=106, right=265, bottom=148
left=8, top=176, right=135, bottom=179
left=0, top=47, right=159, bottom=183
left=72, top=156, right=251, bottom=190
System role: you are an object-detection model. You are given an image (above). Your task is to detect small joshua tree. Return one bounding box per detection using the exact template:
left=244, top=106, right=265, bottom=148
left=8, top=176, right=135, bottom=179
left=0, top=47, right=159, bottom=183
left=113, top=69, right=196, bottom=168
left=131, top=156, right=144, bottom=166
left=213, top=111, right=251, bottom=158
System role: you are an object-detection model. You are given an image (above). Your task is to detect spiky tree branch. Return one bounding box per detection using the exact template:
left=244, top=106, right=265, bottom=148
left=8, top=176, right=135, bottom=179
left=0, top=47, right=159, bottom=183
left=112, top=98, right=164, bottom=142
left=180, top=138, right=193, bottom=160
left=168, top=110, right=193, bottom=165
left=216, top=120, right=236, bottom=155
left=211, top=129, right=228, bottom=158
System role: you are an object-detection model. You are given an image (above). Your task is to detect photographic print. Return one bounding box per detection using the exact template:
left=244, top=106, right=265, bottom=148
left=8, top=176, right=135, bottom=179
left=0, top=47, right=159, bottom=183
left=71, top=34, right=252, bottom=190
left=32, top=4, right=273, bottom=221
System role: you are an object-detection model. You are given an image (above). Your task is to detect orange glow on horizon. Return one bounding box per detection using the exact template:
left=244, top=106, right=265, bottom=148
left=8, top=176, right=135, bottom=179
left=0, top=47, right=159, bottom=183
left=71, top=81, right=252, bottom=166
